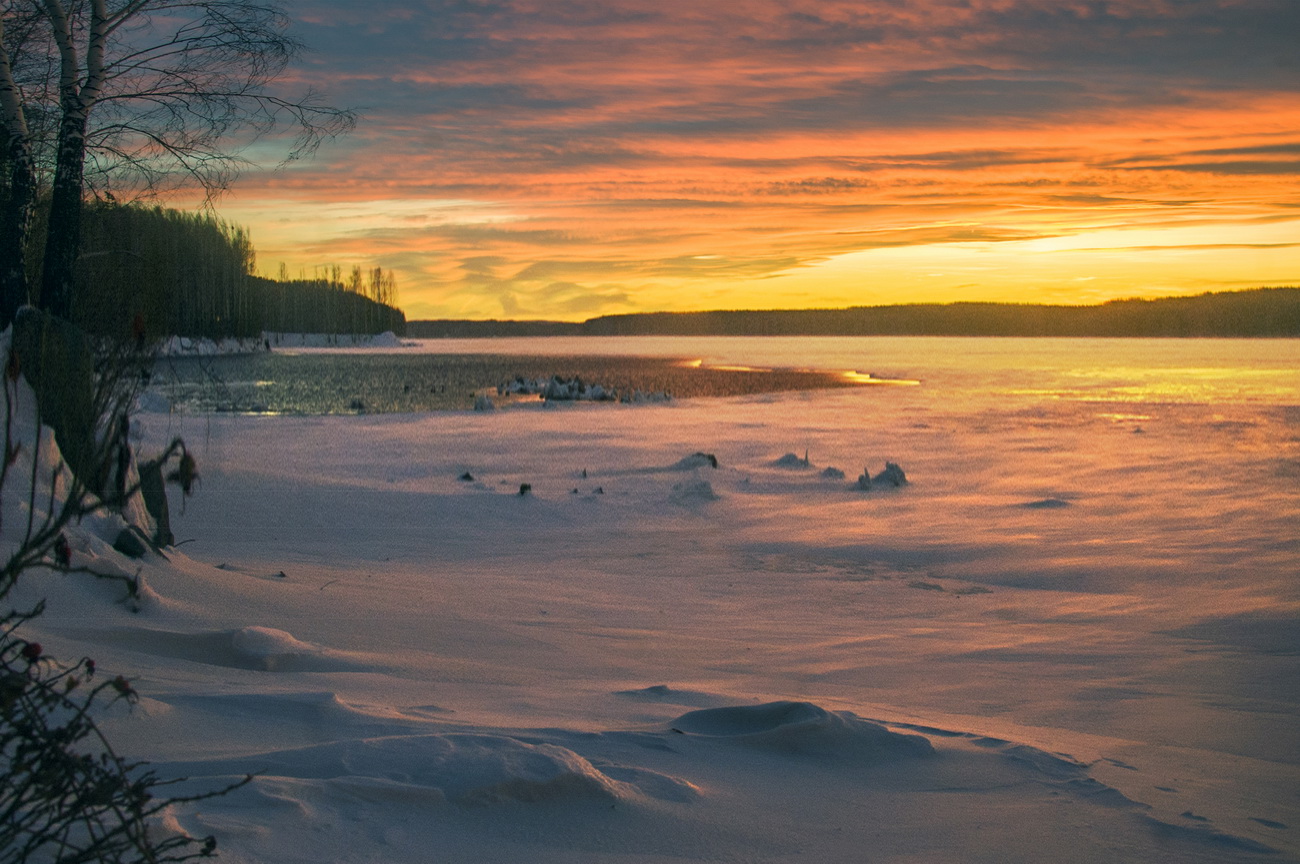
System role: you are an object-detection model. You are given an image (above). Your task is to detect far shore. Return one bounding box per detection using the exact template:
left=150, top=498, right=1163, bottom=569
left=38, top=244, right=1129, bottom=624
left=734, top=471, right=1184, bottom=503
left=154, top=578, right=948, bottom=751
left=407, top=287, right=1300, bottom=339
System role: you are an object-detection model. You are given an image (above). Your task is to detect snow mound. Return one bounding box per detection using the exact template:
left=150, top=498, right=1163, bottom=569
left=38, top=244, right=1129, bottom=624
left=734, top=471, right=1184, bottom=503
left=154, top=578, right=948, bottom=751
left=671, top=452, right=719, bottom=470
left=170, top=690, right=414, bottom=732
left=190, top=734, right=695, bottom=807
left=1141, top=815, right=1280, bottom=856
left=614, top=684, right=734, bottom=708
left=771, top=452, right=811, bottom=469
left=671, top=701, right=933, bottom=759
left=670, top=479, right=719, bottom=505
left=231, top=626, right=325, bottom=670
left=1022, top=497, right=1072, bottom=509
left=99, top=625, right=373, bottom=673
left=999, top=743, right=1089, bottom=779
left=369, top=331, right=403, bottom=348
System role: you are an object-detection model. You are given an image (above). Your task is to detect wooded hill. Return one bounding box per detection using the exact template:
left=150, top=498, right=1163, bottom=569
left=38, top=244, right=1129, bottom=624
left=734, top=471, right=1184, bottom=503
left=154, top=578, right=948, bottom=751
left=61, top=202, right=404, bottom=340
left=410, top=288, right=1300, bottom=338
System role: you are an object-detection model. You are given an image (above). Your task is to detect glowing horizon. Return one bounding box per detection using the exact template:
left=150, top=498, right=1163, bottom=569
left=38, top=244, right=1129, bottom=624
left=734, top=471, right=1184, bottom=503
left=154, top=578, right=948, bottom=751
left=181, top=1, right=1299, bottom=320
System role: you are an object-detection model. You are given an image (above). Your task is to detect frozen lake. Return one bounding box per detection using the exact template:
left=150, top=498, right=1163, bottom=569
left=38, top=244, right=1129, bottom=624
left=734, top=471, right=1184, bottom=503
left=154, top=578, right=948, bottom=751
left=15, top=335, right=1300, bottom=862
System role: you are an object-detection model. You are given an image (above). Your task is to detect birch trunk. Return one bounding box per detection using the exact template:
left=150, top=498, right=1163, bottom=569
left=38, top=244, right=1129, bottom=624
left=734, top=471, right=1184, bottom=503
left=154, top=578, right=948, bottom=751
left=0, top=15, right=36, bottom=325
left=38, top=0, right=108, bottom=321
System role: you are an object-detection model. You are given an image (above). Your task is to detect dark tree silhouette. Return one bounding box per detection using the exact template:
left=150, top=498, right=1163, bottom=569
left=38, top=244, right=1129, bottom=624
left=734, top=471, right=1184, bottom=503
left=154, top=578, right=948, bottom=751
left=0, top=0, right=355, bottom=326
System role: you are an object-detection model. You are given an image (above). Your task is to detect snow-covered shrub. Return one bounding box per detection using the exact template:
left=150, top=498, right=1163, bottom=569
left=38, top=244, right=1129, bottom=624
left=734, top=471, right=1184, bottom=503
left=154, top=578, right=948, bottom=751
left=1, top=319, right=242, bottom=863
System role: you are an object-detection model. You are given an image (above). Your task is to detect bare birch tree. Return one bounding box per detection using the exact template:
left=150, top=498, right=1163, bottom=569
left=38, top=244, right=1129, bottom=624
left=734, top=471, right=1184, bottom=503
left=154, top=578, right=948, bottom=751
left=0, top=0, right=355, bottom=325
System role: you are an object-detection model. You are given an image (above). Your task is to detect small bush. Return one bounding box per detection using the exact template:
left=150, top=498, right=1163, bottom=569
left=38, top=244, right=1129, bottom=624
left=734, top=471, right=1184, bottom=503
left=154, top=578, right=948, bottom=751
left=1, top=607, right=234, bottom=863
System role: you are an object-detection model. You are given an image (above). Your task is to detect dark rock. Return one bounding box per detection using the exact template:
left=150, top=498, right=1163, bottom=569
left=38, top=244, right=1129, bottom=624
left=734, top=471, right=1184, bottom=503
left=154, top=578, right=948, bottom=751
left=54, top=534, right=71, bottom=567
left=113, top=527, right=150, bottom=559
left=873, top=462, right=908, bottom=487
left=675, top=452, right=719, bottom=470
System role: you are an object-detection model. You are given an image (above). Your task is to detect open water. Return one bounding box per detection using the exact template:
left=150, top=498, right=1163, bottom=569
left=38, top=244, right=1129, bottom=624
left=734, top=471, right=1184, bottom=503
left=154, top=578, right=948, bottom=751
left=152, top=336, right=1300, bottom=414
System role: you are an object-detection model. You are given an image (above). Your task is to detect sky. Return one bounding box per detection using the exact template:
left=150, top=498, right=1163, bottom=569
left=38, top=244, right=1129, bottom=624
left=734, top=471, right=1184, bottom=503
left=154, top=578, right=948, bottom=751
left=196, top=0, right=1300, bottom=321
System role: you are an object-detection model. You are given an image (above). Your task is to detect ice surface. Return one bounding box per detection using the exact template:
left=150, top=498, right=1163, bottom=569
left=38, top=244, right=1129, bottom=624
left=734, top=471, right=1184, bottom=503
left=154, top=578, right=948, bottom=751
left=8, top=336, right=1299, bottom=863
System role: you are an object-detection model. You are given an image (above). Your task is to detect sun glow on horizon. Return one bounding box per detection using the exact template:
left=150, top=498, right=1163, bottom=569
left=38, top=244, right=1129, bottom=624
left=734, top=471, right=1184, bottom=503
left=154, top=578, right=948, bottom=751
left=186, top=1, right=1300, bottom=320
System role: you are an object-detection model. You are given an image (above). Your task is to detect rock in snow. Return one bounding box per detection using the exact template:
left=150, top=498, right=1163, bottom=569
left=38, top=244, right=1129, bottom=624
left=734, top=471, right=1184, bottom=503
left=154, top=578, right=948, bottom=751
left=858, top=461, right=908, bottom=490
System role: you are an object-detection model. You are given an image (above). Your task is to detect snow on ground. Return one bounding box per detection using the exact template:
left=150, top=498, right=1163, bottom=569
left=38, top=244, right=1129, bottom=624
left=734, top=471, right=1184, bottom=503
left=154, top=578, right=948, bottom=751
left=159, top=331, right=412, bottom=356
left=8, top=340, right=1300, bottom=863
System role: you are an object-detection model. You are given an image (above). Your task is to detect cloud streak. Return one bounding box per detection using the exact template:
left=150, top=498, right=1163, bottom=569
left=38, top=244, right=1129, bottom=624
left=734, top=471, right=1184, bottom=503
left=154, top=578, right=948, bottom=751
left=202, top=0, right=1300, bottom=317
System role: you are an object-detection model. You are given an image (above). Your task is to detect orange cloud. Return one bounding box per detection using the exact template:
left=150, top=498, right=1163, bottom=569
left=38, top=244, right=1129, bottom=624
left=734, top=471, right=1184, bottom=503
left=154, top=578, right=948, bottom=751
left=186, top=0, right=1300, bottom=319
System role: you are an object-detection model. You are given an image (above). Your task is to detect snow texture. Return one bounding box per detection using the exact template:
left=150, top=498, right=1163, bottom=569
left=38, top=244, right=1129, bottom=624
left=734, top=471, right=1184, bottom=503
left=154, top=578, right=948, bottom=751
left=7, top=334, right=1298, bottom=863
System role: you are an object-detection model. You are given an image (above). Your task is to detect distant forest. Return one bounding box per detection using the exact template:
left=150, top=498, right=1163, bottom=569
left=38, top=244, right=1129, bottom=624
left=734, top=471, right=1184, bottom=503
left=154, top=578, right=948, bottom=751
left=35, top=202, right=405, bottom=340
left=410, top=288, right=1300, bottom=339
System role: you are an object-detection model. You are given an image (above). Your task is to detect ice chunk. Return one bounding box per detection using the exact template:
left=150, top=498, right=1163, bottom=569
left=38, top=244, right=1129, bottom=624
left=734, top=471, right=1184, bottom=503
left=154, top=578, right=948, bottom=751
left=873, top=462, right=907, bottom=487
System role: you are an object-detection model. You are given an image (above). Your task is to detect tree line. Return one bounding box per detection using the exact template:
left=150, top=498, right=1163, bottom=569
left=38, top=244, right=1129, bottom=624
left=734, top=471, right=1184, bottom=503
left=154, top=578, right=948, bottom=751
left=255, top=263, right=405, bottom=338
left=410, top=288, right=1300, bottom=339
left=581, top=289, right=1300, bottom=337
left=6, top=195, right=405, bottom=339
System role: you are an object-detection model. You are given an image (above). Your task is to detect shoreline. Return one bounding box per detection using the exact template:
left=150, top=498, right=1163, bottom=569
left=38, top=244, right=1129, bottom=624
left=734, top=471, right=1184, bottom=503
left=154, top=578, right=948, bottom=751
left=150, top=352, right=865, bottom=414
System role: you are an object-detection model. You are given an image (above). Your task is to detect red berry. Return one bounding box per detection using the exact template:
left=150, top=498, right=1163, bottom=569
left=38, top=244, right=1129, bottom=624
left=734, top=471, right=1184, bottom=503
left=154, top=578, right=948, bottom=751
left=20, top=642, right=42, bottom=662
left=111, top=675, right=134, bottom=697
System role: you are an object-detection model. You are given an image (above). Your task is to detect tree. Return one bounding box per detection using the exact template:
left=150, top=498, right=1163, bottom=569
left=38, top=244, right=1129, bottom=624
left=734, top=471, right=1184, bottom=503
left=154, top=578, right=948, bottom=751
left=1, top=309, right=247, bottom=862
left=0, top=0, right=355, bottom=326
left=0, top=5, right=51, bottom=325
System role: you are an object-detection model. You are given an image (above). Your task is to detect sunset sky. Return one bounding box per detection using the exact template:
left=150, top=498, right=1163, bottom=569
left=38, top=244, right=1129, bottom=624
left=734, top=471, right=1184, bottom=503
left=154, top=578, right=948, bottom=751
left=201, top=0, right=1300, bottom=320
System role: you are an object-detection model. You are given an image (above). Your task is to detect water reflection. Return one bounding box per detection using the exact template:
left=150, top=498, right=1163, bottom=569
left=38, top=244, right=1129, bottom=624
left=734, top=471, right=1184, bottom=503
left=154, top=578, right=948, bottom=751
left=150, top=337, right=1300, bottom=415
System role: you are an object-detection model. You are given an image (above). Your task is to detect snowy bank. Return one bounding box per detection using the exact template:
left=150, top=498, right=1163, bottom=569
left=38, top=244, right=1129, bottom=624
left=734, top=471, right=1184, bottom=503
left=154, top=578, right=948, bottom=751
left=157, top=331, right=413, bottom=356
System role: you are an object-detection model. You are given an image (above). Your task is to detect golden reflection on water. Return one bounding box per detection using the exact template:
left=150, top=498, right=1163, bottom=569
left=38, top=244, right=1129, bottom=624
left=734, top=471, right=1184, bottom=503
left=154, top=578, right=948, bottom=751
left=840, top=370, right=921, bottom=386
left=1013, top=383, right=1296, bottom=404
left=1095, top=412, right=1153, bottom=422
left=676, top=359, right=775, bottom=373
left=1014, top=365, right=1300, bottom=404
left=675, top=357, right=922, bottom=384
left=711, top=364, right=774, bottom=373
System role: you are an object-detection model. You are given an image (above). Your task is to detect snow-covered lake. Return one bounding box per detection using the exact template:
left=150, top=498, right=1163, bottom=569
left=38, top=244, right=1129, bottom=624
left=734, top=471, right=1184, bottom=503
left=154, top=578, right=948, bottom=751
left=16, top=336, right=1300, bottom=862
